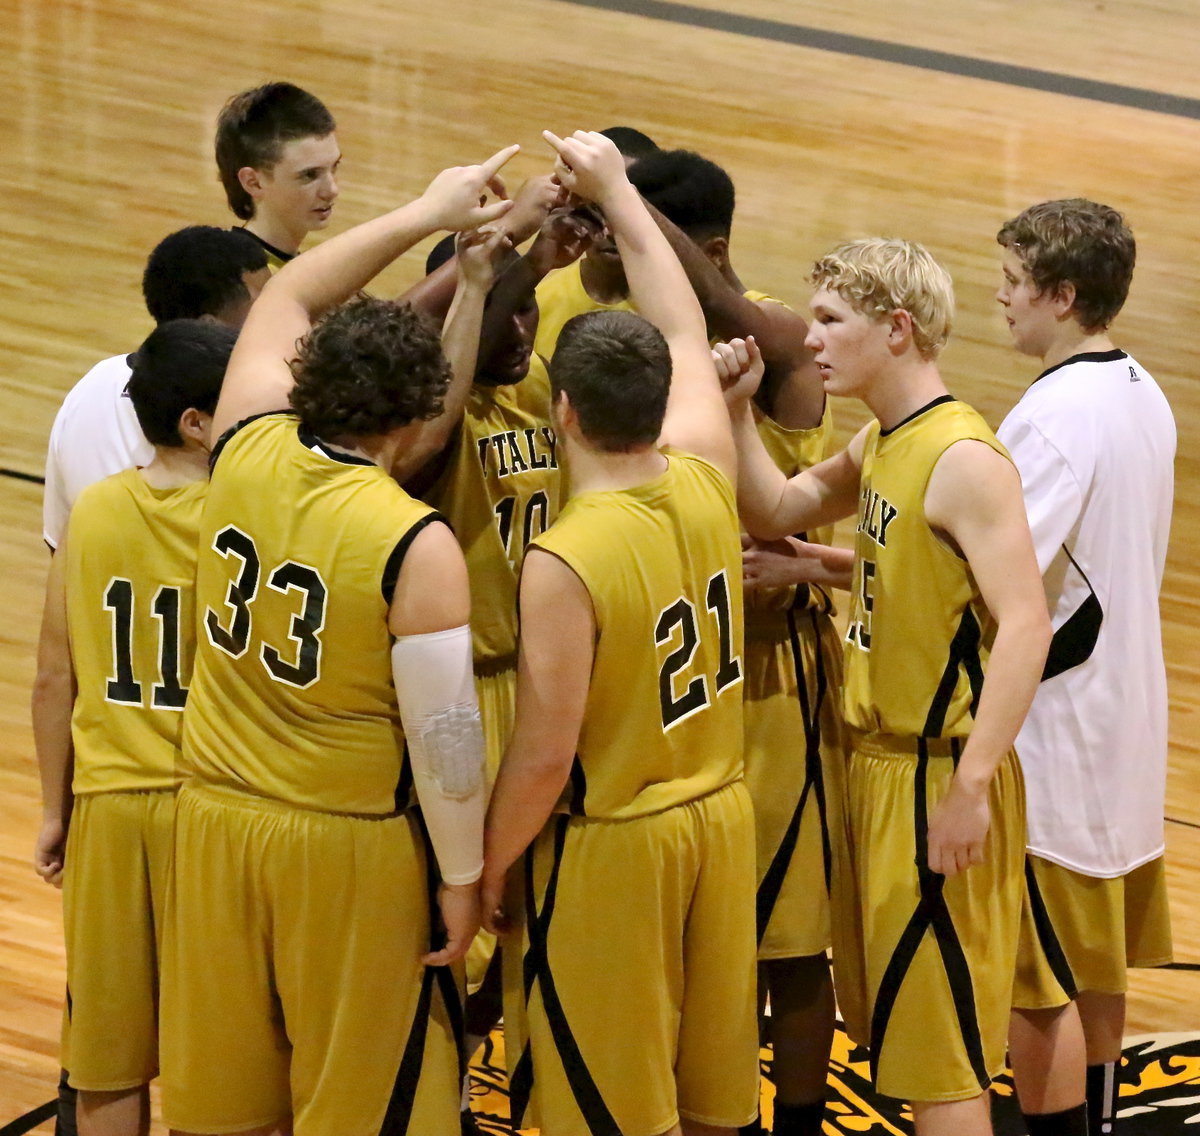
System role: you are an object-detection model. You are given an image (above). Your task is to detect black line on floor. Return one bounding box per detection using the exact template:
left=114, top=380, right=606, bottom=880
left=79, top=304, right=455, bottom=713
left=0, top=1098, right=56, bottom=1136
left=1167, top=814, right=1200, bottom=831
left=557, top=0, right=1200, bottom=120
left=1, top=467, right=44, bottom=486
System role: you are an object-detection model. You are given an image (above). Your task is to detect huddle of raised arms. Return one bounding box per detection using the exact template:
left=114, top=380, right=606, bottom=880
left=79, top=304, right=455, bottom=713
left=34, top=106, right=1173, bottom=1136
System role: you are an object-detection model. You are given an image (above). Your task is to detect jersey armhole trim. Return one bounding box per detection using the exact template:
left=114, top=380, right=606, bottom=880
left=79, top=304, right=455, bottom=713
left=382, top=511, right=451, bottom=606
left=209, top=410, right=297, bottom=471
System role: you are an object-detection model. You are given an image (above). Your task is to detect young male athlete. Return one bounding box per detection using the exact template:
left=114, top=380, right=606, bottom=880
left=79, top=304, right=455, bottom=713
left=158, top=145, right=519, bottom=1136
left=482, top=130, right=759, bottom=1136
left=32, top=319, right=237, bottom=1136
left=628, top=147, right=843, bottom=1136
left=44, top=226, right=269, bottom=549
left=214, top=82, right=339, bottom=267
left=996, top=200, right=1175, bottom=1136
left=723, top=238, right=1051, bottom=1136
left=530, top=125, right=657, bottom=358
left=414, top=209, right=596, bottom=1134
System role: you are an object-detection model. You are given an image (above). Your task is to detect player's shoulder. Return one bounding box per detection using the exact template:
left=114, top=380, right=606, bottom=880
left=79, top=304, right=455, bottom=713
left=53, top=353, right=134, bottom=426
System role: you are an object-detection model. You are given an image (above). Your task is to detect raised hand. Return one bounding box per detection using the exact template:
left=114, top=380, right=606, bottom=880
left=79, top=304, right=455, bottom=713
left=455, top=225, right=515, bottom=289
left=542, top=130, right=630, bottom=208
left=420, top=144, right=520, bottom=232
left=712, top=336, right=765, bottom=405
left=501, top=174, right=569, bottom=243
left=528, top=206, right=602, bottom=275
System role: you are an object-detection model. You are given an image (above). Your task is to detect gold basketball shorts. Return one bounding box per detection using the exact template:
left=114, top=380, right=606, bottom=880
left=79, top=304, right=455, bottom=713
left=832, top=734, right=1026, bottom=1103
left=61, top=789, right=175, bottom=1092
left=503, top=780, right=760, bottom=1135
left=743, top=605, right=846, bottom=961
left=1013, top=853, right=1173, bottom=1008
left=159, top=782, right=460, bottom=1135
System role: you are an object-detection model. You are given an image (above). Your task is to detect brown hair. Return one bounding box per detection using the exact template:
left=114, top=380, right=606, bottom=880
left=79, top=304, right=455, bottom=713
left=550, top=310, right=671, bottom=452
left=288, top=298, right=449, bottom=440
left=997, top=199, right=1135, bottom=332
left=215, top=83, right=336, bottom=220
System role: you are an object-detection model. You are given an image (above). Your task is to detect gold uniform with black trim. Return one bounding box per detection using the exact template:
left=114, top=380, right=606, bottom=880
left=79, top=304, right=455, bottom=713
left=424, top=353, right=561, bottom=771
left=160, top=413, right=459, bottom=1136
left=424, top=354, right=562, bottom=988
left=740, top=286, right=847, bottom=961
left=532, top=259, right=635, bottom=360
left=835, top=397, right=1027, bottom=1103
left=503, top=451, right=760, bottom=1136
left=60, top=469, right=202, bottom=1093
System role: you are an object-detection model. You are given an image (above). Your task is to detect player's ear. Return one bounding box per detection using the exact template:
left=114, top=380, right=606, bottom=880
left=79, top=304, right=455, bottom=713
left=700, top=235, right=729, bottom=270
left=178, top=407, right=211, bottom=447
left=238, top=166, right=265, bottom=200
left=1052, top=280, right=1077, bottom=319
left=886, top=308, right=915, bottom=353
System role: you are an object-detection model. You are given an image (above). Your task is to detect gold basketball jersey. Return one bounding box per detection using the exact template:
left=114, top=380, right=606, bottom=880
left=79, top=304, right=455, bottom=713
left=65, top=469, right=206, bottom=794
left=184, top=413, right=440, bottom=814
left=843, top=397, right=1010, bottom=737
left=424, top=354, right=562, bottom=665
left=532, top=260, right=635, bottom=360
left=531, top=451, right=745, bottom=819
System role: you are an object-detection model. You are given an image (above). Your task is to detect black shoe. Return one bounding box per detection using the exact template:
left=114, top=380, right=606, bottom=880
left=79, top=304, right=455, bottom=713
left=461, top=1108, right=483, bottom=1135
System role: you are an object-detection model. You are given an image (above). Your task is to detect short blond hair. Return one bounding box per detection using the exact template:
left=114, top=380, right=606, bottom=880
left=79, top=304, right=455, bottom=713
left=811, top=238, right=954, bottom=358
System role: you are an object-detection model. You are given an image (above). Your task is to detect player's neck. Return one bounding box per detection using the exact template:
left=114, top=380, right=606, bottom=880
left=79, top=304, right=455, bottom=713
left=864, top=361, right=950, bottom=433
left=140, top=444, right=209, bottom=488
left=245, top=213, right=304, bottom=257
left=579, top=255, right=629, bottom=304
left=565, top=440, right=668, bottom=495
left=1040, top=328, right=1115, bottom=373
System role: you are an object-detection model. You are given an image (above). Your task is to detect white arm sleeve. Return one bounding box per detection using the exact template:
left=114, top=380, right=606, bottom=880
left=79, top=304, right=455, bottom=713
left=391, top=624, right=486, bottom=886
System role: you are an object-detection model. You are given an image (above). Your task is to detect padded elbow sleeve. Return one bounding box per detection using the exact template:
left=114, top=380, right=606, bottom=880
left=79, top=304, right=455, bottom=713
left=392, top=625, right=486, bottom=885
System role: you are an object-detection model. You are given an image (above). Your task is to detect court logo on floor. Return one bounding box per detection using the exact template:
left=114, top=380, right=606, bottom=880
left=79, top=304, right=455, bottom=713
left=466, top=1027, right=1200, bottom=1134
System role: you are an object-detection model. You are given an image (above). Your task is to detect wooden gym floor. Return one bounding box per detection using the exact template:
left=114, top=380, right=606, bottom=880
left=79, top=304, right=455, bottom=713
left=1, top=0, right=1198, bottom=1128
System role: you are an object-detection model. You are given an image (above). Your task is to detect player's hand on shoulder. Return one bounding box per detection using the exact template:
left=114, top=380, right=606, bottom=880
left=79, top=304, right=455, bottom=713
left=500, top=173, right=568, bottom=243
left=420, top=144, right=520, bottom=232
left=33, top=816, right=67, bottom=888
left=423, top=880, right=482, bottom=966
left=542, top=130, right=629, bottom=208
left=455, top=225, right=515, bottom=289
left=926, top=775, right=990, bottom=877
left=713, top=336, right=764, bottom=406
left=742, top=535, right=823, bottom=591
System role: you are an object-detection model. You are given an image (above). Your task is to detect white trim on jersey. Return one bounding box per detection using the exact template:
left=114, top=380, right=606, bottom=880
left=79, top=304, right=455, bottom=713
left=998, top=350, right=1175, bottom=878
left=44, top=354, right=155, bottom=549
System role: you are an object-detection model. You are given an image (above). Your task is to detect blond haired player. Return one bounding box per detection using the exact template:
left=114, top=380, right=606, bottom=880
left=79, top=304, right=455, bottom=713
left=157, top=146, right=519, bottom=1136
left=482, top=130, right=758, bottom=1136
left=997, top=200, right=1175, bottom=1136
left=724, top=239, right=1051, bottom=1136
left=32, top=319, right=237, bottom=1136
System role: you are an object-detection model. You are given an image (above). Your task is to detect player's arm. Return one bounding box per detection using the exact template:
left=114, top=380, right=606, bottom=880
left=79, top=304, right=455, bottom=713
left=399, top=175, right=566, bottom=321
left=388, top=520, right=487, bottom=966
left=480, top=548, right=593, bottom=935
left=718, top=337, right=863, bottom=537
left=31, top=542, right=75, bottom=887
left=640, top=200, right=826, bottom=430
left=393, top=226, right=514, bottom=484
left=211, top=145, right=520, bottom=440
left=924, top=440, right=1053, bottom=877
left=544, top=130, right=736, bottom=480
left=742, top=535, right=855, bottom=593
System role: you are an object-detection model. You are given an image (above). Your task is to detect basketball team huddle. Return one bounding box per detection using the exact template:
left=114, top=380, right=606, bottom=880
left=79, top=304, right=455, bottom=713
left=32, top=83, right=1175, bottom=1136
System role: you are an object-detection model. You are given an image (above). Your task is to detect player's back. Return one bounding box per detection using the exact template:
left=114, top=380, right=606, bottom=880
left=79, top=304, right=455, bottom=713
left=532, top=450, right=744, bottom=819
left=67, top=468, right=206, bottom=793
left=184, top=412, right=439, bottom=814
left=532, top=261, right=635, bottom=360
